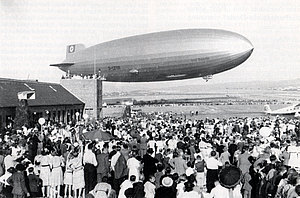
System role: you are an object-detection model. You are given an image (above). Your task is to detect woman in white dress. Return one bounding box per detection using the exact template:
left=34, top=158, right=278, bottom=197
left=38, top=149, right=52, bottom=197
left=64, top=151, right=74, bottom=198
left=50, top=149, right=65, bottom=198
left=71, top=142, right=85, bottom=198
left=127, top=153, right=141, bottom=182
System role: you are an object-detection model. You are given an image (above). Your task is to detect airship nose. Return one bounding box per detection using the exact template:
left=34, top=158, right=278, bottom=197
left=208, top=31, right=253, bottom=56
left=244, top=39, right=254, bottom=52
left=227, top=35, right=254, bottom=66
left=208, top=31, right=254, bottom=73
left=230, top=34, right=254, bottom=54
left=238, top=38, right=254, bottom=62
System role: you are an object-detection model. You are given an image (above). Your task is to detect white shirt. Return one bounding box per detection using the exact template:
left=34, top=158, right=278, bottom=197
left=168, top=139, right=177, bottom=150
left=111, top=151, right=121, bottom=171
left=91, top=182, right=111, bottom=198
left=176, top=182, right=185, bottom=197
left=64, top=128, right=72, bottom=138
left=205, top=157, right=222, bottom=170
left=199, top=141, right=209, bottom=149
left=11, top=146, right=22, bottom=157
left=148, top=140, right=156, bottom=150
left=83, top=149, right=97, bottom=166
left=114, top=129, right=121, bottom=139
left=4, top=155, right=15, bottom=171
left=118, top=180, right=133, bottom=198
left=178, top=191, right=201, bottom=198
left=156, top=141, right=164, bottom=150
left=209, top=184, right=242, bottom=198
left=144, top=181, right=156, bottom=198
left=186, top=167, right=194, bottom=176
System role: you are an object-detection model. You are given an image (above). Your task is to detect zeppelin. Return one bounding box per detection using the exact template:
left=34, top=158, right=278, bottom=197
left=50, top=29, right=254, bottom=82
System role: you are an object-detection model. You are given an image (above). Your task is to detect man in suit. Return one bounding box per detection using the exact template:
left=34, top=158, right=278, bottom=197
left=27, top=167, right=41, bottom=198
left=142, top=148, right=158, bottom=181
left=83, top=143, right=98, bottom=194
left=96, top=147, right=110, bottom=183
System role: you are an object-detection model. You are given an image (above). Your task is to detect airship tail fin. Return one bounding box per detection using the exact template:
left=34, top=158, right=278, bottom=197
left=264, top=105, right=272, bottom=114
left=66, top=44, right=86, bottom=60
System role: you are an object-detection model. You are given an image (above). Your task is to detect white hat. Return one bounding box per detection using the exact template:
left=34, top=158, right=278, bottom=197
left=74, top=142, right=79, bottom=147
left=162, top=177, right=173, bottom=187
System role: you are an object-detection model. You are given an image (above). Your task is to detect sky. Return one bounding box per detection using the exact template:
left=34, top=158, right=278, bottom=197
left=1, top=0, right=300, bottom=89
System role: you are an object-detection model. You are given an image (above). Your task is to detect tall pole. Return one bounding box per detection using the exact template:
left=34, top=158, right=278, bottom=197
left=93, top=47, right=96, bottom=75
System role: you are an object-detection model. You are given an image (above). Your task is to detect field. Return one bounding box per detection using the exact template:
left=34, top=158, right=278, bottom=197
left=102, top=79, right=300, bottom=119
left=102, top=103, right=288, bottom=119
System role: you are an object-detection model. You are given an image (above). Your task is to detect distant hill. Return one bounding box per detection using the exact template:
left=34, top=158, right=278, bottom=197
left=103, top=78, right=300, bottom=95
left=159, top=78, right=300, bottom=93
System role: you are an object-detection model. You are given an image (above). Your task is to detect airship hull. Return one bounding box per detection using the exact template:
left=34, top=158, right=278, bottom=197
left=53, top=29, right=253, bottom=82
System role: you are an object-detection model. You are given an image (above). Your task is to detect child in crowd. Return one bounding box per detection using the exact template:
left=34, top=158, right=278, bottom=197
left=195, top=155, right=206, bottom=188
left=154, top=164, right=164, bottom=188
left=144, top=175, right=156, bottom=198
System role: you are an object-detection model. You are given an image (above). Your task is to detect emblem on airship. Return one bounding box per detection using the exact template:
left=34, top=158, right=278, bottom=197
left=68, top=45, right=75, bottom=53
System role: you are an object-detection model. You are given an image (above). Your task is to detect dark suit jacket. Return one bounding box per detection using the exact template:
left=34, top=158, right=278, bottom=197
left=114, top=154, right=128, bottom=179
left=27, top=173, right=40, bottom=193
left=7, top=172, right=29, bottom=195
left=142, top=154, right=158, bottom=176
left=96, top=153, right=109, bottom=174
left=155, top=186, right=176, bottom=198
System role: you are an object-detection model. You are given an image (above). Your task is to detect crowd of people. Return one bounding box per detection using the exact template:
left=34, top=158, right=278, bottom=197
left=0, top=112, right=300, bottom=198
left=62, top=70, right=104, bottom=80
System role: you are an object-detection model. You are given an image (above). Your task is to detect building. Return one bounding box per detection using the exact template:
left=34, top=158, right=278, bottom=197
left=60, top=78, right=103, bottom=120
left=0, top=78, right=85, bottom=128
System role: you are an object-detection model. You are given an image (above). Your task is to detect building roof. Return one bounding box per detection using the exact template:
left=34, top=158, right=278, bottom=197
left=0, top=78, right=84, bottom=108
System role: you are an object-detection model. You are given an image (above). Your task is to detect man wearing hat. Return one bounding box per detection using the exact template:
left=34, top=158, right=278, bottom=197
left=205, top=150, right=222, bottom=193
left=154, top=177, right=176, bottom=198
left=209, top=165, right=242, bottom=198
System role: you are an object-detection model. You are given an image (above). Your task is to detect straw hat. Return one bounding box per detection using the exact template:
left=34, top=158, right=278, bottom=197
left=162, top=177, right=173, bottom=187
